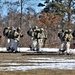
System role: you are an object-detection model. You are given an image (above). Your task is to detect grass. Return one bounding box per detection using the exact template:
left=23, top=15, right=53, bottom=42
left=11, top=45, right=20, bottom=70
left=0, top=69, right=75, bottom=75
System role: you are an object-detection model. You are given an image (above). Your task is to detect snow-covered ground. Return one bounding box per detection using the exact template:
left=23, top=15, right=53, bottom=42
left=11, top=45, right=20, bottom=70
left=0, top=47, right=59, bottom=52
left=0, top=47, right=75, bottom=71
left=0, top=47, right=75, bottom=53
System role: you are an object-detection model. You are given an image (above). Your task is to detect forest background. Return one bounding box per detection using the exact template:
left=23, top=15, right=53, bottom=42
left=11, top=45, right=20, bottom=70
left=0, top=0, right=75, bottom=48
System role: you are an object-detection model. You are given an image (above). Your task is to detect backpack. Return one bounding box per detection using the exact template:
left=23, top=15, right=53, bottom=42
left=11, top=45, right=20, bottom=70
left=3, top=27, right=8, bottom=36
left=72, top=30, right=75, bottom=37
left=27, top=28, right=34, bottom=37
left=7, top=29, right=15, bottom=39
left=58, top=31, right=64, bottom=40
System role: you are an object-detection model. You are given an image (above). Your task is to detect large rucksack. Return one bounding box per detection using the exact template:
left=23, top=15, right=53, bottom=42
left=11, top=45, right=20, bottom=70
left=58, top=31, right=64, bottom=40
left=7, top=29, right=15, bottom=39
left=27, top=28, right=34, bottom=37
left=72, top=30, right=75, bottom=37
left=3, top=27, right=15, bottom=39
left=3, top=27, right=8, bottom=36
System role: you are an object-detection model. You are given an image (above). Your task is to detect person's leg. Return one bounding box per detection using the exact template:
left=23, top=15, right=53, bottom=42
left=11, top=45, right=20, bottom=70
left=59, top=41, right=65, bottom=54
left=66, top=42, right=71, bottom=55
left=14, top=41, right=19, bottom=52
left=37, top=39, right=43, bottom=52
left=30, top=37, right=35, bottom=51
left=36, top=39, right=40, bottom=52
left=10, top=39, right=15, bottom=52
left=32, top=39, right=37, bottom=51
left=6, top=38, right=11, bottom=51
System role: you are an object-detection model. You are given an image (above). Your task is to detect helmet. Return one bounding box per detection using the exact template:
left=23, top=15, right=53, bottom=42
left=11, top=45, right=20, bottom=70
left=17, top=27, right=21, bottom=32
left=41, top=28, right=44, bottom=31
left=7, top=27, right=10, bottom=29
left=65, top=30, right=68, bottom=33
left=35, top=26, right=38, bottom=29
left=68, top=29, right=72, bottom=32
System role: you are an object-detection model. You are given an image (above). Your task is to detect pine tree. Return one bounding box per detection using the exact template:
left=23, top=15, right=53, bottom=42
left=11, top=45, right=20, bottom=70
left=38, top=0, right=75, bottom=28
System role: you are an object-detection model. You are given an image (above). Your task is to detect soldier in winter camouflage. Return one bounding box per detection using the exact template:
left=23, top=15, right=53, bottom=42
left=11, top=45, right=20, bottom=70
left=64, top=29, right=73, bottom=55
left=13, top=27, right=23, bottom=52
left=36, top=28, right=47, bottom=52
left=3, top=27, right=13, bottom=51
left=29, top=26, right=39, bottom=51
left=58, top=29, right=66, bottom=54
left=3, top=27, right=23, bottom=52
left=27, top=26, right=47, bottom=52
left=58, top=29, right=73, bottom=55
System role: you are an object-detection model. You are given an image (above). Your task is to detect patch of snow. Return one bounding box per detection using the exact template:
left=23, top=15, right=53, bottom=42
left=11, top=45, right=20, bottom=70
left=0, top=47, right=75, bottom=54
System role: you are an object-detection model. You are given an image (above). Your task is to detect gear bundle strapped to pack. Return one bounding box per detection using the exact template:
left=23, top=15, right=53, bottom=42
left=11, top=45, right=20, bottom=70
left=3, top=27, right=23, bottom=40
left=3, top=27, right=15, bottom=39
left=58, top=30, right=65, bottom=41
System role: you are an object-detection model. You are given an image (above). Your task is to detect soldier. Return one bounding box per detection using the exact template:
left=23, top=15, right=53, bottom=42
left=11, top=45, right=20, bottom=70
left=3, top=26, right=16, bottom=52
left=3, top=26, right=23, bottom=52
left=29, top=26, right=39, bottom=51
left=36, top=28, right=47, bottom=52
left=3, top=27, right=12, bottom=51
left=58, top=29, right=66, bottom=54
left=13, top=27, right=23, bottom=52
left=9, top=26, right=16, bottom=52
left=64, top=29, right=73, bottom=55
left=27, top=26, right=47, bottom=52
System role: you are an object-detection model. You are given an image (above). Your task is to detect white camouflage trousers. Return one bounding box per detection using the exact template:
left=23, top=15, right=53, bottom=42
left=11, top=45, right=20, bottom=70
left=6, top=38, right=11, bottom=50
left=59, top=41, right=71, bottom=54
left=66, top=42, right=71, bottom=54
left=59, top=41, right=66, bottom=52
left=31, top=37, right=43, bottom=51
